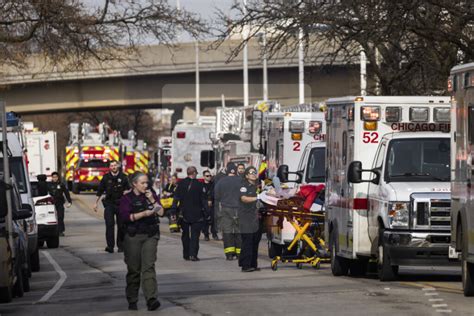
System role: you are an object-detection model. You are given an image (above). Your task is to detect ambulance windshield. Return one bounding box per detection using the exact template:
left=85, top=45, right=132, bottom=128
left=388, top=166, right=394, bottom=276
left=386, top=138, right=450, bottom=182
left=305, top=147, right=326, bottom=183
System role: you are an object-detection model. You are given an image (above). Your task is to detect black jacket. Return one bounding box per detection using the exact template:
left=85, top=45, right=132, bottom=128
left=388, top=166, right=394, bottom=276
left=96, top=172, right=130, bottom=205
left=171, top=178, right=209, bottom=223
left=48, top=181, right=72, bottom=204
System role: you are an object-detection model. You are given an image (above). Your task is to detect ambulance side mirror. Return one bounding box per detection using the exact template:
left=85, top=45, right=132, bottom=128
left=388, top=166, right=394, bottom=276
left=348, top=161, right=380, bottom=185
left=348, top=161, right=363, bottom=183
left=277, top=165, right=289, bottom=182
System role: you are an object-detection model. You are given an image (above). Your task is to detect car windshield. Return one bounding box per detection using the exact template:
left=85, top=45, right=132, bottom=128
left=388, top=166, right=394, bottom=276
left=79, top=160, right=108, bottom=168
left=305, top=147, right=326, bottom=183
left=386, top=138, right=450, bottom=182
left=0, top=157, right=28, bottom=193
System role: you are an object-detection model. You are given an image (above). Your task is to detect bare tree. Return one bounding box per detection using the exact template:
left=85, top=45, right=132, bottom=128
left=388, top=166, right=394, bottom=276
left=217, top=0, right=473, bottom=95
left=0, top=0, right=207, bottom=68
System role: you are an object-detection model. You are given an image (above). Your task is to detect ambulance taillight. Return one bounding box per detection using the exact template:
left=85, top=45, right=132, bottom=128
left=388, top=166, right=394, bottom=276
left=177, top=132, right=186, bottom=139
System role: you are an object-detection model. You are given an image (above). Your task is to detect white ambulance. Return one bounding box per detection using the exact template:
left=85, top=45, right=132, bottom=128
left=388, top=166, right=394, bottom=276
left=23, top=123, right=58, bottom=180
left=325, top=96, right=452, bottom=281
left=266, top=110, right=326, bottom=182
left=449, top=62, right=474, bottom=296
left=171, top=118, right=216, bottom=180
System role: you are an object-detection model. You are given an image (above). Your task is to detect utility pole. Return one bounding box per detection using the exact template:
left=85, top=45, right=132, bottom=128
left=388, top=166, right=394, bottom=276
left=243, top=0, right=249, bottom=107
left=298, top=26, right=305, bottom=104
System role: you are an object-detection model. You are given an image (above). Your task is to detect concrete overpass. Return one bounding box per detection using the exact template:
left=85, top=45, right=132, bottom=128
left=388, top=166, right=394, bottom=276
left=0, top=39, right=362, bottom=114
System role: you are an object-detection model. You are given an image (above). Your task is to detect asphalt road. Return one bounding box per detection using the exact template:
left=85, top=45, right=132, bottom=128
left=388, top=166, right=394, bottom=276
left=0, top=193, right=473, bottom=315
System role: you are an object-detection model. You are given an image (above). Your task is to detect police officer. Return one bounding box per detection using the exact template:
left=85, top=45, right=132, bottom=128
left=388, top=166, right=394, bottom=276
left=93, top=160, right=130, bottom=253
left=202, top=170, right=218, bottom=241
left=237, top=163, right=246, bottom=178
left=170, top=166, right=209, bottom=261
left=214, top=162, right=243, bottom=260
left=48, top=172, right=72, bottom=236
left=119, top=172, right=164, bottom=311
left=239, top=166, right=261, bottom=272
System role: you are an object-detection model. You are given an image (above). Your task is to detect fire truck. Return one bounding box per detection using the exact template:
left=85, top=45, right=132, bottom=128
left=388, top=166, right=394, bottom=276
left=23, top=122, right=57, bottom=181
left=171, top=116, right=216, bottom=180
left=65, top=123, right=121, bottom=194
left=120, top=130, right=150, bottom=176
left=449, top=62, right=474, bottom=296
left=325, top=96, right=452, bottom=281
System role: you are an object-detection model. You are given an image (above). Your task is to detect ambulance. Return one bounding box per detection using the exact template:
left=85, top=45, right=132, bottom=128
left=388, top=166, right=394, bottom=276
left=265, top=109, right=326, bottom=182
left=23, top=122, right=57, bottom=180
left=171, top=117, right=216, bottom=180
left=449, top=62, right=474, bottom=296
left=325, top=96, right=452, bottom=281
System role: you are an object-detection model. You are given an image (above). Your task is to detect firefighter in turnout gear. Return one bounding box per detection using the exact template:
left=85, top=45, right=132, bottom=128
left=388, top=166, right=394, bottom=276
left=161, top=175, right=179, bottom=233
left=214, top=162, right=242, bottom=260
left=94, top=160, right=130, bottom=253
left=48, top=172, right=72, bottom=236
left=119, top=172, right=164, bottom=311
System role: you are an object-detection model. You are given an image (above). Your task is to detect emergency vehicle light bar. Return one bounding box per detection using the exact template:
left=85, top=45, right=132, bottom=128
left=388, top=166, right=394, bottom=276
left=434, top=108, right=450, bottom=122
left=309, top=121, right=322, bottom=134
left=385, top=107, right=401, bottom=122
left=289, top=120, right=305, bottom=133
left=361, top=106, right=380, bottom=121
left=409, top=107, right=429, bottom=122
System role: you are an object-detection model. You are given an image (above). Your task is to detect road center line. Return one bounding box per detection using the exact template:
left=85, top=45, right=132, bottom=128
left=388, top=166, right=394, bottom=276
left=429, top=298, right=444, bottom=302
left=36, top=251, right=67, bottom=304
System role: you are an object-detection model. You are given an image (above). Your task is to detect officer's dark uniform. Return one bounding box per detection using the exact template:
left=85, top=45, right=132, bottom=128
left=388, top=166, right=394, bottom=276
left=202, top=180, right=218, bottom=239
left=97, top=172, right=130, bottom=251
left=119, top=191, right=160, bottom=307
left=214, top=174, right=243, bottom=259
left=239, top=179, right=260, bottom=270
left=48, top=180, right=72, bottom=234
left=171, top=177, right=209, bottom=260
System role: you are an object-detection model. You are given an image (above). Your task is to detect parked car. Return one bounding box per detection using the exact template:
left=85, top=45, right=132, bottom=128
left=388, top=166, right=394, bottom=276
left=31, top=177, right=59, bottom=249
left=0, top=175, right=32, bottom=303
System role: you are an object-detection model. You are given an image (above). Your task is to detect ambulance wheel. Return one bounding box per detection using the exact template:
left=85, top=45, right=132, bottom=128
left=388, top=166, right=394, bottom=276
left=377, top=229, right=398, bottom=281
left=268, top=241, right=283, bottom=259
left=13, top=264, right=24, bottom=298
left=330, top=230, right=349, bottom=276
left=461, top=225, right=474, bottom=296
left=296, top=263, right=303, bottom=269
left=72, top=183, right=80, bottom=194
left=0, top=285, right=12, bottom=303
left=30, top=247, right=40, bottom=272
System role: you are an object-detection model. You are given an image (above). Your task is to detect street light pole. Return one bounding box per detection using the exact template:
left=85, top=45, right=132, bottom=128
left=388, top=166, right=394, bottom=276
left=243, top=0, right=249, bottom=107
left=298, top=27, right=304, bottom=104
left=195, top=41, right=200, bottom=121
left=360, top=49, right=367, bottom=96
left=262, top=29, right=268, bottom=102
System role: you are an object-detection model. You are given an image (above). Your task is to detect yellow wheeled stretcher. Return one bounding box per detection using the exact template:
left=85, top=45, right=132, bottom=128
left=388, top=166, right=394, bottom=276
left=264, top=208, right=330, bottom=271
